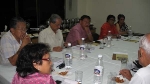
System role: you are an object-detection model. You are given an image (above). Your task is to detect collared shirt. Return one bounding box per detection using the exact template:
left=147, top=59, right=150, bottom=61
left=38, top=26, right=64, bottom=51
left=99, top=22, right=118, bottom=39
left=0, top=31, right=21, bottom=65
left=66, top=23, right=91, bottom=46
left=12, top=72, right=56, bottom=84
left=129, top=64, right=150, bottom=84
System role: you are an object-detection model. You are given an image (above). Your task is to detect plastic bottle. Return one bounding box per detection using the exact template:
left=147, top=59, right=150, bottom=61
left=64, top=43, right=73, bottom=68
left=107, top=31, right=112, bottom=47
left=94, top=54, right=104, bottom=84
left=79, top=38, right=87, bottom=59
left=128, top=26, right=133, bottom=39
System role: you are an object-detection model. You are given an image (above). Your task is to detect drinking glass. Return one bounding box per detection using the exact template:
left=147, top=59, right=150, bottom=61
left=116, top=34, right=120, bottom=41
left=99, top=39, right=104, bottom=49
left=75, top=71, right=83, bottom=84
left=120, top=58, right=128, bottom=69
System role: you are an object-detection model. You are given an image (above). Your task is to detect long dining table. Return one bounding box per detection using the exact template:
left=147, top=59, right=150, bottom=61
left=0, top=36, right=140, bottom=84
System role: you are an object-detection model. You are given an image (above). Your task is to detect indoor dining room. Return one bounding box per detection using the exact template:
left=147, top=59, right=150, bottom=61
left=0, top=0, right=150, bottom=84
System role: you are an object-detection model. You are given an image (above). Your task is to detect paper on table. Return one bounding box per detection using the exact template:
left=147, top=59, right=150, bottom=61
left=112, top=52, right=128, bottom=61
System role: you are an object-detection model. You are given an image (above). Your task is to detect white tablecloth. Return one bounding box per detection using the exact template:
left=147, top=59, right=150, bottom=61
left=0, top=36, right=140, bottom=84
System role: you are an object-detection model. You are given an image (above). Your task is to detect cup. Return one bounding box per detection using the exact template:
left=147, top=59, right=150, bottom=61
left=99, top=39, right=104, bottom=49
left=75, top=71, right=83, bottom=84
left=86, top=42, right=92, bottom=50
left=120, top=58, right=128, bottom=69
left=107, top=72, right=117, bottom=84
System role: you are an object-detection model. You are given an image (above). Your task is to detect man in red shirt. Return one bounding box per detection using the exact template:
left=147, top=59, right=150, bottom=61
left=99, top=15, right=118, bottom=39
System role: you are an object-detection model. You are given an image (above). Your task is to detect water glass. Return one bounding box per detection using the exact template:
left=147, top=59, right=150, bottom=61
left=120, top=58, right=128, bottom=69
left=116, top=34, right=120, bottom=41
left=87, top=42, right=92, bottom=49
left=107, top=72, right=117, bottom=84
left=75, top=71, right=83, bottom=84
left=99, top=39, right=104, bottom=49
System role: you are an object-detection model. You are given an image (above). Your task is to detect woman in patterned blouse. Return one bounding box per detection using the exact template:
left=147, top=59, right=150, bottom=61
left=12, top=43, right=56, bottom=84
left=115, top=14, right=128, bottom=35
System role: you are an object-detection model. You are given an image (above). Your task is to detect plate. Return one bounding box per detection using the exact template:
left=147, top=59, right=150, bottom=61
left=52, top=70, right=73, bottom=78
left=115, top=75, right=129, bottom=84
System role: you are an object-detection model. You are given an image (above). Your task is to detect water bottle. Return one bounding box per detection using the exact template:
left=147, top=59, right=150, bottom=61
left=128, top=26, right=133, bottom=40
left=107, top=31, right=112, bottom=47
left=64, top=43, right=73, bottom=68
left=79, top=38, right=87, bottom=59
left=107, top=31, right=112, bottom=37
left=94, top=54, right=104, bottom=84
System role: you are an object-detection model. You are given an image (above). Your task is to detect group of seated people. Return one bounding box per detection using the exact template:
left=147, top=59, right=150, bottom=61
left=0, top=13, right=150, bottom=84
left=99, top=14, right=128, bottom=39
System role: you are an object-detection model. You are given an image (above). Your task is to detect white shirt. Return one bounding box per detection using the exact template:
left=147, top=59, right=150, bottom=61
left=129, top=64, right=150, bottom=84
left=0, top=31, right=21, bottom=65
left=38, top=26, right=64, bottom=51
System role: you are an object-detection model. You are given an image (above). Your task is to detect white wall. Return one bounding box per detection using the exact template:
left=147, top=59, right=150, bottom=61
left=66, top=0, right=150, bottom=34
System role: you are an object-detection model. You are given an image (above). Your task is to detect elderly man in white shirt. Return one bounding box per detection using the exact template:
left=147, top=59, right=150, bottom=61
left=0, top=17, right=31, bottom=65
left=120, top=33, right=150, bottom=84
left=38, top=14, right=67, bottom=52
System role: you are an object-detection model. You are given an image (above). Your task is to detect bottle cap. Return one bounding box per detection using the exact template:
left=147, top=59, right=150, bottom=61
left=68, top=43, right=71, bottom=46
left=81, top=38, right=85, bottom=40
left=98, top=54, right=102, bottom=58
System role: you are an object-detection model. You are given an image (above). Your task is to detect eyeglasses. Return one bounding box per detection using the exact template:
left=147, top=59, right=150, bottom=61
left=16, top=28, right=27, bottom=32
left=109, top=19, right=116, bottom=21
left=120, top=19, right=125, bottom=21
left=42, top=58, right=51, bottom=61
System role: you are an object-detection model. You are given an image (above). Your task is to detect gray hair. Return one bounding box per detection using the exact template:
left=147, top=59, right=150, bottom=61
left=49, top=14, right=62, bottom=23
left=10, top=17, right=26, bottom=29
left=139, top=33, right=150, bottom=55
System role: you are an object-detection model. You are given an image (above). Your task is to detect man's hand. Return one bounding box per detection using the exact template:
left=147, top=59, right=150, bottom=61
left=119, top=69, right=132, bottom=81
left=20, top=35, right=31, bottom=48
left=84, top=27, right=90, bottom=33
left=53, top=46, right=63, bottom=52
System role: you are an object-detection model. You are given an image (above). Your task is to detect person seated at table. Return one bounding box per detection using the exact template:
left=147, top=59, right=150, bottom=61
left=66, top=15, right=93, bottom=46
left=120, top=33, right=150, bottom=84
left=115, top=14, right=128, bottom=35
left=0, top=17, right=31, bottom=66
left=38, top=14, right=67, bottom=52
left=99, top=15, right=118, bottom=39
left=12, top=43, right=56, bottom=84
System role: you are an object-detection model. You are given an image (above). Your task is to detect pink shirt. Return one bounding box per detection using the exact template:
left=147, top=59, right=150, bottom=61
left=66, top=23, right=91, bottom=46
left=12, top=72, right=56, bottom=84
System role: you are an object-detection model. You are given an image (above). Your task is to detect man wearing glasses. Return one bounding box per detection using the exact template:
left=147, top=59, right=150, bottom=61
left=0, top=17, right=31, bottom=66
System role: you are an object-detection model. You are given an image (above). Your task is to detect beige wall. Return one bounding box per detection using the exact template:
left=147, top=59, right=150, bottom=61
left=65, top=0, right=78, bottom=18
left=66, top=0, right=150, bottom=34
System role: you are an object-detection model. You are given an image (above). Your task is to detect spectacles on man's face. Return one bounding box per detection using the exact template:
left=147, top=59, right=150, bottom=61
left=16, top=28, right=28, bottom=32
